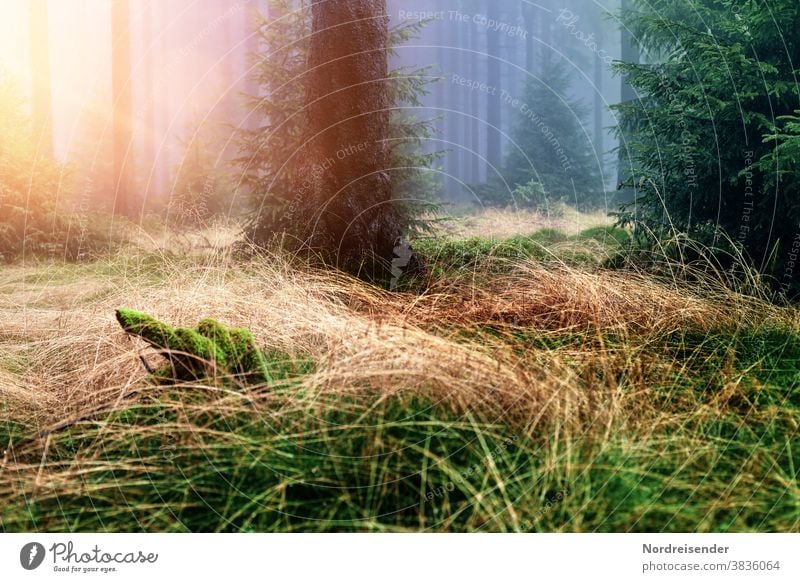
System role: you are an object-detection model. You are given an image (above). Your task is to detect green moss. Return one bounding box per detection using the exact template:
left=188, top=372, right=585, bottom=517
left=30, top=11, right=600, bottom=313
left=198, top=319, right=271, bottom=383
left=116, top=309, right=178, bottom=347
left=578, top=225, right=631, bottom=246
left=116, top=309, right=270, bottom=385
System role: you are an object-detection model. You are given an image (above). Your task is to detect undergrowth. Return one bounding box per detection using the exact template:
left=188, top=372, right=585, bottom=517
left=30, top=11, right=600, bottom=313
left=0, top=228, right=798, bottom=532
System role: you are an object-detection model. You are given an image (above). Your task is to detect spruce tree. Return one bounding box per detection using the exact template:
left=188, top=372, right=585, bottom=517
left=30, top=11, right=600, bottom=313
left=494, top=65, right=604, bottom=209
left=237, top=1, right=440, bottom=279
left=613, top=0, right=800, bottom=293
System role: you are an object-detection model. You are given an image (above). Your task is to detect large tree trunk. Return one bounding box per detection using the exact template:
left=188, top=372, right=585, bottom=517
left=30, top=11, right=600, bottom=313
left=112, top=0, right=134, bottom=217
left=299, top=0, right=414, bottom=278
left=29, top=0, right=53, bottom=159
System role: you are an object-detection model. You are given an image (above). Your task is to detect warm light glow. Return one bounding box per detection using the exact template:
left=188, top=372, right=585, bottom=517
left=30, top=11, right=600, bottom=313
left=0, top=1, right=112, bottom=161
left=0, top=0, right=245, bottom=165
left=48, top=0, right=112, bottom=162
left=0, top=0, right=259, bottom=221
left=0, top=2, right=32, bottom=89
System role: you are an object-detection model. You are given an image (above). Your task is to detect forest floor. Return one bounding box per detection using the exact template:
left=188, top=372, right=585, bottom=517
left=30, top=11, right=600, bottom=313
left=434, top=204, right=613, bottom=239
left=0, top=211, right=798, bottom=532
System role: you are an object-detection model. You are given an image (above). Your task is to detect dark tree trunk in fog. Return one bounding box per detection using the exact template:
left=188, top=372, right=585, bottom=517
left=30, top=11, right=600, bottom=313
left=468, top=21, right=481, bottom=183
left=619, top=0, right=640, bottom=187
left=30, top=0, right=53, bottom=159
left=219, top=0, right=239, bottom=127
left=299, top=0, right=418, bottom=277
left=486, top=1, right=502, bottom=170
left=620, top=0, right=640, bottom=104
left=435, top=16, right=451, bottom=195
left=446, top=16, right=462, bottom=192
left=112, top=0, right=134, bottom=217
left=594, top=25, right=604, bottom=157
left=539, top=0, right=553, bottom=72
left=522, top=3, right=536, bottom=73
left=243, top=3, right=262, bottom=130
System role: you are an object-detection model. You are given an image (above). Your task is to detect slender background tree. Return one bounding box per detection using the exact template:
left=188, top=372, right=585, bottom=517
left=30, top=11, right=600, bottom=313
left=29, top=0, right=52, bottom=160
left=112, top=0, right=134, bottom=217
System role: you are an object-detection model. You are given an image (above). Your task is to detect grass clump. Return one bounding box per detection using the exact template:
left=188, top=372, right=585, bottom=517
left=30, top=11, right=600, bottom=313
left=1, top=394, right=537, bottom=532
left=415, top=226, right=630, bottom=278
left=1, top=369, right=796, bottom=532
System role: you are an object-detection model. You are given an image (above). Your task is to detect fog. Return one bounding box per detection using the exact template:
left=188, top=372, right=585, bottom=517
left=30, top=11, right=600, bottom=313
left=1, top=0, right=625, bottom=208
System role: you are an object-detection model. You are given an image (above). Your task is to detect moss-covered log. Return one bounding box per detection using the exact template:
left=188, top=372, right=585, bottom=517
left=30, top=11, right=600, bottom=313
left=116, top=309, right=270, bottom=384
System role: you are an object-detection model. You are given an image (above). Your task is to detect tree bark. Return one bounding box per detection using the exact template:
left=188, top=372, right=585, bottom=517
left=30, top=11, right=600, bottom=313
left=299, top=0, right=410, bottom=276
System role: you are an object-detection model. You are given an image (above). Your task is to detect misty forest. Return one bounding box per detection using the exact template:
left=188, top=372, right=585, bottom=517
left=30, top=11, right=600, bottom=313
left=1, top=0, right=799, bottom=533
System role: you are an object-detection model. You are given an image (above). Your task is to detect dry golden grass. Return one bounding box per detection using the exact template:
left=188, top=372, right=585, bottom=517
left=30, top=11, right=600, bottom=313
left=0, top=241, right=789, bottom=441
left=0, top=252, right=560, bottom=431
left=393, top=262, right=775, bottom=334
left=436, top=205, right=613, bottom=239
